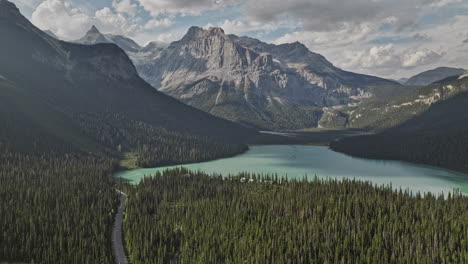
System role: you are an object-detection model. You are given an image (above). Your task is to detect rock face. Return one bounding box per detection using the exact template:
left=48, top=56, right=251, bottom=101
left=405, top=67, right=466, bottom=86
left=134, top=27, right=395, bottom=129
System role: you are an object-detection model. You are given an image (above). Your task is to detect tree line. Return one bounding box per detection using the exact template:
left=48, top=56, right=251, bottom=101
left=331, top=129, right=468, bottom=172
left=73, top=112, right=248, bottom=167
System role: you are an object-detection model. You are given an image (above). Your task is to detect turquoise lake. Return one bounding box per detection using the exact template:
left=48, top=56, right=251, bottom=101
left=114, top=145, right=468, bottom=195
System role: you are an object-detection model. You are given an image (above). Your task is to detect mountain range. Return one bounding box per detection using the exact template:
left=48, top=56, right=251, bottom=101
left=76, top=26, right=468, bottom=132
left=331, top=71, right=468, bottom=171
left=76, top=26, right=397, bottom=130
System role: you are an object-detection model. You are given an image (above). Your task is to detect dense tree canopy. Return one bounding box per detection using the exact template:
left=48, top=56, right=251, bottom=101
left=331, top=129, right=468, bottom=172
left=124, top=169, right=468, bottom=264
left=0, top=152, right=118, bottom=264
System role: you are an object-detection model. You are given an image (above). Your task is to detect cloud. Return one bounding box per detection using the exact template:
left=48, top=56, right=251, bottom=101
left=31, top=0, right=91, bottom=40
left=205, top=19, right=281, bottom=36
left=402, top=49, right=443, bottom=68
left=137, top=0, right=235, bottom=17
left=337, top=45, right=442, bottom=75
left=147, top=30, right=185, bottom=43
left=429, top=0, right=463, bottom=7
left=11, top=0, right=42, bottom=9
left=112, top=0, right=138, bottom=16
left=340, top=45, right=401, bottom=69
left=144, top=18, right=174, bottom=30
left=31, top=0, right=143, bottom=40
left=243, top=0, right=428, bottom=32
left=25, top=0, right=467, bottom=79
left=274, top=23, right=376, bottom=48
left=412, top=33, right=431, bottom=41
left=94, top=7, right=142, bottom=35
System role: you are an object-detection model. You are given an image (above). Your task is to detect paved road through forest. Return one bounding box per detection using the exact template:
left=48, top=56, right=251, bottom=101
left=112, top=191, right=128, bottom=264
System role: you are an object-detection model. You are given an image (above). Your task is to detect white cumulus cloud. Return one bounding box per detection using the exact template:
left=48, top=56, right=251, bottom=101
left=30, top=0, right=143, bottom=40
left=429, top=0, right=463, bottom=7
left=340, top=45, right=401, bottom=69
left=205, top=19, right=281, bottom=36
left=31, top=0, right=91, bottom=40
left=144, top=18, right=174, bottom=30
left=112, top=0, right=138, bottom=16
left=274, top=23, right=376, bottom=48
left=94, top=7, right=141, bottom=35
left=402, top=49, right=443, bottom=68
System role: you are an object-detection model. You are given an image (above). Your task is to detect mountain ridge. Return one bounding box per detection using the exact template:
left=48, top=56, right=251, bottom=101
left=405, top=67, right=466, bottom=86
left=331, top=76, right=468, bottom=172
left=123, top=26, right=397, bottom=129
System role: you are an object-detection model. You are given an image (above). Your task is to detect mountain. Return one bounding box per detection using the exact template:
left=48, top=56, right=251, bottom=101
left=141, top=41, right=168, bottom=53
left=0, top=0, right=253, bottom=163
left=405, top=67, right=466, bottom=86
left=75, top=26, right=168, bottom=71
left=75, top=26, right=168, bottom=58
left=331, top=75, right=468, bottom=172
left=338, top=70, right=468, bottom=131
left=76, top=25, right=142, bottom=52
left=133, top=26, right=397, bottom=130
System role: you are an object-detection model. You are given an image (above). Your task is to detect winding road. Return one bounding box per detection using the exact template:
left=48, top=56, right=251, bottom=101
left=112, top=191, right=129, bottom=264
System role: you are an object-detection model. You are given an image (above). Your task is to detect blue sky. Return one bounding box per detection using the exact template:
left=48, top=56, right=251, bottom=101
left=10, top=0, right=468, bottom=78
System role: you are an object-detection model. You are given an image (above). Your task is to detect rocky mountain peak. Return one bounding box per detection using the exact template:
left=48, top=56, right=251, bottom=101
left=77, top=25, right=110, bottom=45
left=181, top=26, right=229, bottom=43
left=207, top=27, right=225, bottom=36
left=183, top=26, right=205, bottom=40
left=88, top=25, right=101, bottom=34
left=123, top=25, right=396, bottom=130
left=277, top=41, right=308, bottom=54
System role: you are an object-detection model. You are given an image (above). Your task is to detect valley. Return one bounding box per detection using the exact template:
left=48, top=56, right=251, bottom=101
left=1, top=0, right=468, bottom=263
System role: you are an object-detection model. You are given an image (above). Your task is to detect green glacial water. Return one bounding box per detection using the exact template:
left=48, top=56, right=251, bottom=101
left=115, top=145, right=468, bottom=195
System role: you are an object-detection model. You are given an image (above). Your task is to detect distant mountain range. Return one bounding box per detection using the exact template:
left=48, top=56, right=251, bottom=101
left=75, top=26, right=168, bottom=64
left=339, top=69, right=468, bottom=131
left=76, top=26, right=397, bottom=130
left=0, top=1, right=252, bottom=156
left=404, top=67, right=466, bottom=86
left=76, top=26, right=468, bottom=132
left=23, top=20, right=468, bottom=134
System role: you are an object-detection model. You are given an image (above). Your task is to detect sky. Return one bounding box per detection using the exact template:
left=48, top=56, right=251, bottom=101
left=10, top=0, right=468, bottom=79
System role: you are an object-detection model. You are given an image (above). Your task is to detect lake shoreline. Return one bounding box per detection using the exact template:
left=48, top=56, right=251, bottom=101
left=114, top=145, right=468, bottom=195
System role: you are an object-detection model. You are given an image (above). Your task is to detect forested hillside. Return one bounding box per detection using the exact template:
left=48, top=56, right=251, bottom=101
left=123, top=169, right=468, bottom=264
left=0, top=152, right=117, bottom=264
left=331, top=79, right=468, bottom=172
left=0, top=0, right=255, bottom=167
